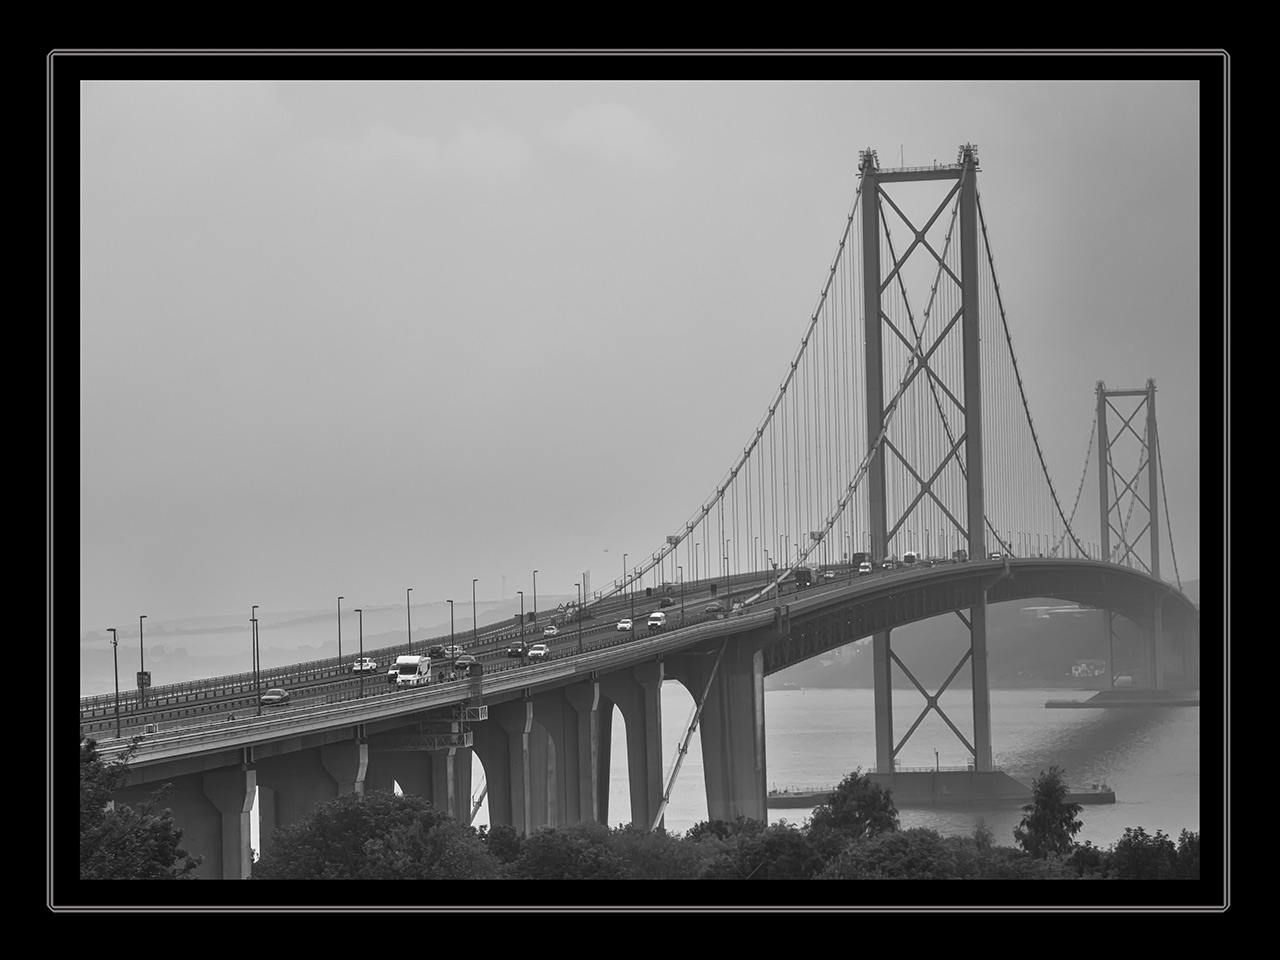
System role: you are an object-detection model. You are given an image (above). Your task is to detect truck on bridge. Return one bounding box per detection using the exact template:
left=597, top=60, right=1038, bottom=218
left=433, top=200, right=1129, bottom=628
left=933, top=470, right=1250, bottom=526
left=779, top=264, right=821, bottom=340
left=394, top=655, right=432, bottom=687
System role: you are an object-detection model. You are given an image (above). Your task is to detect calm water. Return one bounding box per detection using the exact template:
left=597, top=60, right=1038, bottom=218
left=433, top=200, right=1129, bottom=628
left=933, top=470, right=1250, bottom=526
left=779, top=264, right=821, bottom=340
left=470, top=685, right=1201, bottom=849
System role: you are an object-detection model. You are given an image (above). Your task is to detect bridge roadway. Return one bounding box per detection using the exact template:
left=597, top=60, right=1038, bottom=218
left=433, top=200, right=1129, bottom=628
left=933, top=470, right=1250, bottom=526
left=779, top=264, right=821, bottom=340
left=89, top=557, right=1199, bottom=879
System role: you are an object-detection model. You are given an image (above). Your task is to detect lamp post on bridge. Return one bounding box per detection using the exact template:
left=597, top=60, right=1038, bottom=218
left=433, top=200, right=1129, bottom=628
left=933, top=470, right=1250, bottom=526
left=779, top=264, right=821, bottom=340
left=355, top=608, right=364, bottom=699
left=406, top=587, right=413, bottom=655
left=107, top=628, right=121, bottom=739
left=575, top=582, right=583, bottom=655
left=470, top=579, right=478, bottom=676
left=517, top=591, right=524, bottom=659
left=447, top=599, right=455, bottom=659
left=533, top=570, right=538, bottom=627
left=138, top=614, right=147, bottom=709
left=337, top=596, right=344, bottom=664
left=678, top=565, right=684, bottom=624
left=724, top=555, right=730, bottom=613
left=251, top=606, right=259, bottom=716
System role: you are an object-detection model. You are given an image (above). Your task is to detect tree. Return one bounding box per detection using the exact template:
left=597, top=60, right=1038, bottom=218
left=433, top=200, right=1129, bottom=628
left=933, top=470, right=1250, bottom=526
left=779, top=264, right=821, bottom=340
left=1110, top=826, right=1177, bottom=880
left=806, top=767, right=899, bottom=857
left=252, top=790, right=497, bottom=879
left=608, top=824, right=704, bottom=879
left=1013, top=766, right=1083, bottom=859
left=1174, top=829, right=1200, bottom=880
left=685, top=816, right=766, bottom=843
left=79, top=737, right=202, bottom=880
left=476, top=823, right=523, bottom=864
left=697, top=822, right=823, bottom=880
left=509, top=823, right=632, bottom=879
left=817, top=828, right=962, bottom=880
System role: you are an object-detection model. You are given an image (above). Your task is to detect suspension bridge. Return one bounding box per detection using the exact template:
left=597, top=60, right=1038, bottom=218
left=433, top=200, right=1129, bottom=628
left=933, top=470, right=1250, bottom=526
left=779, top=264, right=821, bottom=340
left=84, top=143, right=1199, bottom=878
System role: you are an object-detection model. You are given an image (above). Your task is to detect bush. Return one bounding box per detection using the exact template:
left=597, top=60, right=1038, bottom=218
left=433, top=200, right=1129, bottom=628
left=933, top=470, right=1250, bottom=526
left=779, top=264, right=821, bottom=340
left=80, top=737, right=202, bottom=880
left=252, top=790, right=498, bottom=879
left=1111, top=826, right=1177, bottom=880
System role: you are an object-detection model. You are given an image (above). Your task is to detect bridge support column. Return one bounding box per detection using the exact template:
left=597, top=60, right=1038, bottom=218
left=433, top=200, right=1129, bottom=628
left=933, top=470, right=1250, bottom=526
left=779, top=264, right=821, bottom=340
left=471, top=715, right=513, bottom=828
left=202, top=764, right=257, bottom=880
left=493, top=699, right=536, bottom=833
left=115, top=771, right=242, bottom=880
left=872, top=629, right=894, bottom=774
left=427, top=747, right=473, bottom=823
left=600, top=661, right=664, bottom=829
left=597, top=694, right=615, bottom=826
left=531, top=690, right=571, bottom=827
left=320, top=742, right=368, bottom=796
left=970, top=600, right=994, bottom=772
left=255, top=748, right=346, bottom=854
left=667, top=641, right=768, bottom=824
left=565, top=681, right=602, bottom=824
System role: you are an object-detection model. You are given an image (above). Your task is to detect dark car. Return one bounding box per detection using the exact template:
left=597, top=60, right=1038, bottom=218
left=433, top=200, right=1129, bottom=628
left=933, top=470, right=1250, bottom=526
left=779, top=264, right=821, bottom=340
left=428, top=644, right=446, bottom=657
left=454, top=654, right=479, bottom=669
left=704, top=601, right=723, bottom=614
left=506, top=641, right=528, bottom=658
left=660, top=597, right=674, bottom=608
left=259, top=687, right=290, bottom=706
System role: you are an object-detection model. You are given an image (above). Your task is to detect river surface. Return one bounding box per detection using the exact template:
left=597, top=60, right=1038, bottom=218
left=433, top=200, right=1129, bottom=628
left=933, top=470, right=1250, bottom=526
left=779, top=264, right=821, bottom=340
left=470, top=685, right=1201, bottom=849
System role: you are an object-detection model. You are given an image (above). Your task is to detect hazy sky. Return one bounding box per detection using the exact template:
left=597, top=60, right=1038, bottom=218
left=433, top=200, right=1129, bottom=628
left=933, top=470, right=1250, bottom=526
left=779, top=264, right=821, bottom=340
left=79, top=78, right=1202, bottom=632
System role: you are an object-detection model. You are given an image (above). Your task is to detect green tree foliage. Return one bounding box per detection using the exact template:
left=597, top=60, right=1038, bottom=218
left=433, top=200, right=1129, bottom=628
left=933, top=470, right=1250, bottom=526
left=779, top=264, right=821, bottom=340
left=816, top=828, right=964, bottom=880
left=477, top=823, right=523, bottom=865
left=1013, top=766, right=1083, bottom=859
left=698, top=822, right=823, bottom=880
left=1064, top=840, right=1113, bottom=879
left=252, top=790, right=498, bottom=879
left=684, top=816, right=766, bottom=844
left=607, top=824, right=704, bottom=879
left=1174, top=829, right=1200, bottom=880
left=1110, top=826, right=1178, bottom=880
left=806, top=767, right=899, bottom=859
left=510, top=823, right=633, bottom=880
left=79, top=737, right=202, bottom=880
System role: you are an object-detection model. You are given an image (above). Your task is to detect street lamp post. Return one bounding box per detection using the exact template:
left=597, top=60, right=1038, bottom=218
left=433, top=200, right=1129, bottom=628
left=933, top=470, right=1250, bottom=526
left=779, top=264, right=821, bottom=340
left=251, top=606, right=259, bottom=716
left=533, top=570, right=538, bottom=626
left=517, top=591, right=524, bottom=658
left=678, top=565, right=684, bottom=624
left=355, top=608, right=364, bottom=698
left=138, top=614, right=147, bottom=709
left=694, top=544, right=698, bottom=583
left=724, top=556, right=731, bottom=612
left=107, top=628, right=121, bottom=739
left=337, top=596, right=344, bottom=664
left=406, top=588, right=413, bottom=655
left=575, top=583, right=583, bottom=655
left=470, top=579, right=477, bottom=675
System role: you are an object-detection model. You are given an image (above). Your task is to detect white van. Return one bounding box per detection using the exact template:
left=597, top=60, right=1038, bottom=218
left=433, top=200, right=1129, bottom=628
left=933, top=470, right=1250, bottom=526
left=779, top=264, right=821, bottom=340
left=647, top=611, right=667, bottom=630
left=395, top=655, right=431, bottom=686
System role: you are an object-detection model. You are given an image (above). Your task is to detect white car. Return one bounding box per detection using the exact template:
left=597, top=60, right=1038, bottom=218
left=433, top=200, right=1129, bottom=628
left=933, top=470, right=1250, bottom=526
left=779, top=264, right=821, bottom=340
left=351, top=658, right=379, bottom=674
left=617, top=618, right=633, bottom=632
left=858, top=561, right=873, bottom=575
left=527, top=643, right=550, bottom=660
left=543, top=624, right=559, bottom=638
left=441, top=644, right=465, bottom=658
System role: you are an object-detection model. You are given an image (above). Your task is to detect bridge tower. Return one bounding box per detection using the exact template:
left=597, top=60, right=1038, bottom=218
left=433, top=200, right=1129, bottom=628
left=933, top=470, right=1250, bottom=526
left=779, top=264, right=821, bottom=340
left=859, top=143, right=994, bottom=773
left=1095, top=379, right=1167, bottom=688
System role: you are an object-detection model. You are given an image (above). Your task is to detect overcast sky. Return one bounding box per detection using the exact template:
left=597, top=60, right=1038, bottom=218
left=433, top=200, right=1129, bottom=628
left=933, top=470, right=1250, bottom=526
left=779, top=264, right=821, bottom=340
left=79, top=79, right=1202, bottom=632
